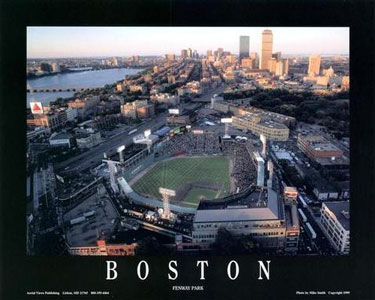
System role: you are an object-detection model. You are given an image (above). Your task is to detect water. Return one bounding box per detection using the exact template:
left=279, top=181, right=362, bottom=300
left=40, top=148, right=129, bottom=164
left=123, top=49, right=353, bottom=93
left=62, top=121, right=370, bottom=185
left=27, top=68, right=144, bottom=107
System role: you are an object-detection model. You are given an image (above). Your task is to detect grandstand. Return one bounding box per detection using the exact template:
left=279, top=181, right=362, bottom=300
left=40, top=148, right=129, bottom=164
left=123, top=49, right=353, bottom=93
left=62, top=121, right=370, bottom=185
left=131, top=156, right=231, bottom=207
left=125, top=131, right=257, bottom=209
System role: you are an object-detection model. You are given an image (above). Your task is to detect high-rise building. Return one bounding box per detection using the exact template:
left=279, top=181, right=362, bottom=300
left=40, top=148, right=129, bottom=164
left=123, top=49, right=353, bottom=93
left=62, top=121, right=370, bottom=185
left=267, top=58, right=277, bottom=73
left=283, top=58, right=289, bottom=75
left=308, top=54, right=321, bottom=75
left=206, top=50, right=212, bottom=57
left=193, top=50, right=199, bottom=59
left=275, top=58, right=289, bottom=76
left=51, top=63, right=60, bottom=73
left=217, top=48, right=224, bottom=59
left=165, top=54, right=176, bottom=61
left=275, top=60, right=284, bottom=76
left=181, top=49, right=188, bottom=58
left=250, top=52, right=257, bottom=68
left=40, top=62, right=53, bottom=72
left=320, top=202, right=350, bottom=254
left=187, top=48, right=193, bottom=58
left=260, top=30, right=273, bottom=70
left=239, top=36, right=250, bottom=61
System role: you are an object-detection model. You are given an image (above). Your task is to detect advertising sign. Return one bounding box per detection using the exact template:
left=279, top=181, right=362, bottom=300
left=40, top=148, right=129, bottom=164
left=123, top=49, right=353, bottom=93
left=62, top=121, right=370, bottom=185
left=30, top=102, right=44, bottom=114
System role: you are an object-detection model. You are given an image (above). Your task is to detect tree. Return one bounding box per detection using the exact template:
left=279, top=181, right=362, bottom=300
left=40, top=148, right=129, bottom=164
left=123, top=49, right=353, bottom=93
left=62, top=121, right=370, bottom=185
left=212, top=227, right=238, bottom=255
left=136, top=237, right=173, bottom=255
left=212, top=227, right=262, bottom=255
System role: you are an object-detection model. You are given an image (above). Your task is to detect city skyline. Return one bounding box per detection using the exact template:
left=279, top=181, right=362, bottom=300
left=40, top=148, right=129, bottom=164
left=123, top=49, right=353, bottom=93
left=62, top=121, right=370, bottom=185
left=27, top=27, right=349, bottom=59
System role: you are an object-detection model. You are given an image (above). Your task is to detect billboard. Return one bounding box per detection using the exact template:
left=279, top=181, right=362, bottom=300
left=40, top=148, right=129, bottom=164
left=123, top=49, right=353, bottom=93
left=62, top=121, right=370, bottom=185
left=30, top=102, right=44, bottom=114
left=168, top=108, right=180, bottom=115
left=159, top=187, right=176, bottom=196
left=192, top=129, right=204, bottom=134
left=144, top=129, right=151, bottom=138
left=221, top=118, right=232, bottom=123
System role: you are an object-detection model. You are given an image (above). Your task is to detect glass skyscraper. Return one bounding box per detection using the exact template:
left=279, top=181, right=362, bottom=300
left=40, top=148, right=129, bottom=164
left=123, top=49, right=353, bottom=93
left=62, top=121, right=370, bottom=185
left=239, top=36, right=250, bottom=61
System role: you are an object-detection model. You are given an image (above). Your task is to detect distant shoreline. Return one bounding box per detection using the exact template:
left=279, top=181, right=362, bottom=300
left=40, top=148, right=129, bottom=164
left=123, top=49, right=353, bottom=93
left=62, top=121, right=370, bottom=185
left=27, top=66, right=147, bottom=80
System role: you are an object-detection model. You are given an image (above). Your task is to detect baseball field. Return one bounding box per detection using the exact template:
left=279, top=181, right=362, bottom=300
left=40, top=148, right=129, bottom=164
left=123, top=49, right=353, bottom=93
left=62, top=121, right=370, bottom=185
left=131, top=156, right=231, bottom=207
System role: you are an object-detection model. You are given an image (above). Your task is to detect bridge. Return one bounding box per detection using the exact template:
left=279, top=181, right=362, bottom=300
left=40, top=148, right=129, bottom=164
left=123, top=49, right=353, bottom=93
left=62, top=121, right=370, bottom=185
left=27, top=87, right=100, bottom=93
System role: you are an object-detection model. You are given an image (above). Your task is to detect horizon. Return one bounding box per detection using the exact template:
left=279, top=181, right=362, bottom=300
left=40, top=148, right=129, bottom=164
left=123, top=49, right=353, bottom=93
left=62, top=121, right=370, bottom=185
left=27, top=27, right=349, bottom=59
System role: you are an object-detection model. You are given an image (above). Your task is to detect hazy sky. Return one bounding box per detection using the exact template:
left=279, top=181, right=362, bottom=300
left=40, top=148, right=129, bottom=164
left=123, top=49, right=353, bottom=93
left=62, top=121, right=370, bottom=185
left=27, top=27, right=349, bottom=58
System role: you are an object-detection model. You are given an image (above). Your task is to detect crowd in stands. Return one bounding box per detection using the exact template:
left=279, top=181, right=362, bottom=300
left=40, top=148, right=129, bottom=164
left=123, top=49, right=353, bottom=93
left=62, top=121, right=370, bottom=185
left=158, top=132, right=221, bottom=155
left=222, top=141, right=256, bottom=192
left=156, top=132, right=256, bottom=192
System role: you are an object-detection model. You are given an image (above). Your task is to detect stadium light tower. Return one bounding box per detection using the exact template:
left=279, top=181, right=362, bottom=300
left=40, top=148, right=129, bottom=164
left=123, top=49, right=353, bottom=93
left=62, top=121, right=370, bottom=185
left=107, top=160, right=119, bottom=193
left=144, top=129, right=152, bottom=154
left=146, top=140, right=152, bottom=154
left=221, top=118, right=232, bottom=139
left=117, top=145, right=126, bottom=162
left=159, top=187, right=175, bottom=220
left=260, top=134, right=267, bottom=157
left=267, top=160, right=274, bottom=181
left=254, top=152, right=265, bottom=187
left=144, top=129, right=151, bottom=138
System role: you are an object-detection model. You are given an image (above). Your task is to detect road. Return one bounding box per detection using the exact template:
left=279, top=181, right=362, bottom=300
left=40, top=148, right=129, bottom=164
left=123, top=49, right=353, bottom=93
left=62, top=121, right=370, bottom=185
left=56, top=86, right=227, bottom=173
left=191, top=85, right=226, bottom=103
left=56, top=112, right=168, bottom=173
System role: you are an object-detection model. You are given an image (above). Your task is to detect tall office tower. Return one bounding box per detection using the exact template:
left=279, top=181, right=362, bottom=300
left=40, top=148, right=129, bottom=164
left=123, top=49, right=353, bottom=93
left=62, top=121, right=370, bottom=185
left=217, top=48, right=224, bottom=59
left=268, top=57, right=277, bottom=73
left=207, top=50, right=212, bottom=57
left=165, top=54, right=176, bottom=61
left=260, top=29, right=273, bottom=70
left=308, top=54, right=321, bottom=75
left=239, top=36, right=250, bottom=61
left=40, top=62, right=53, bottom=72
left=275, top=60, right=284, bottom=76
left=51, top=63, right=60, bottom=73
left=282, top=58, right=289, bottom=75
left=193, top=50, right=199, bottom=58
left=181, top=49, right=188, bottom=58
left=187, top=48, right=193, bottom=58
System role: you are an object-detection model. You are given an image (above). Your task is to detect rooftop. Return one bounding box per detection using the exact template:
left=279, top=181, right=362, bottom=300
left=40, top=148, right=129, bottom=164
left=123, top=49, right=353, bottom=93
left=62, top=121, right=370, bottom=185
left=314, top=155, right=349, bottom=166
left=194, top=185, right=281, bottom=223
left=324, top=201, right=350, bottom=231
left=49, top=132, right=72, bottom=140
left=258, top=119, right=288, bottom=130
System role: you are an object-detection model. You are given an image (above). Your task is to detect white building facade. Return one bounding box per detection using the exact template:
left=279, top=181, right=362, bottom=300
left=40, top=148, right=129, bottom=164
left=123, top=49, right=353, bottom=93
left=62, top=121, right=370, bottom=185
left=320, top=202, right=350, bottom=254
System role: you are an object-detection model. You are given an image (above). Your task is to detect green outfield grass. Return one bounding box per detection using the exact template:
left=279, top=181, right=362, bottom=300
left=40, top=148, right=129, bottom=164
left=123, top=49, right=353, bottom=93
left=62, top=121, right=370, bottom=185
left=131, top=156, right=230, bottom=206
left=183, top=188, right=219, bottom=205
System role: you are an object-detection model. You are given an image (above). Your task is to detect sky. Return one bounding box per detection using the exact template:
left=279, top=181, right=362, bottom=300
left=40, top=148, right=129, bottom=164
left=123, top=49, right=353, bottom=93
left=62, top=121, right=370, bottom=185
left=27, top=27, right=349, bottom=58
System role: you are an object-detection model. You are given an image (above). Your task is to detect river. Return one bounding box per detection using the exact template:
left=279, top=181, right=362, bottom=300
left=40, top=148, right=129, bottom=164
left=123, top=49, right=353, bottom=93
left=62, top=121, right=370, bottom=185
left=26, top=68, right=144, bottom=107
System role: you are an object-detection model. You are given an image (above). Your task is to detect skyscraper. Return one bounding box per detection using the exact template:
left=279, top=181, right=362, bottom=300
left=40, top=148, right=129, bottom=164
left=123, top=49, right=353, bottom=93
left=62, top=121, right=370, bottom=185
left=275, top=58, right=289, bottom=76
left=308, top=54, right=321, bottom=75
left=187, top=48, right=193, bottom=58
left=239, top=36, right=250, bottom=61
left=260, top=30, right=273, bottom=70
left=165, top=54, right=175, bottom=61
left=283, top=58, right=289, bottom=75
left=217, top=48, right=224, bottom=59
left=250, top=52, right=257, bottom=68
left=181, top=49, right=188, bottom=58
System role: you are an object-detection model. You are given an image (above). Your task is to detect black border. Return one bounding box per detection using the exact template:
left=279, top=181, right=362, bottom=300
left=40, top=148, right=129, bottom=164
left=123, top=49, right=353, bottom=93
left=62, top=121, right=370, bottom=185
left=0, top=0, right=374, bottom=299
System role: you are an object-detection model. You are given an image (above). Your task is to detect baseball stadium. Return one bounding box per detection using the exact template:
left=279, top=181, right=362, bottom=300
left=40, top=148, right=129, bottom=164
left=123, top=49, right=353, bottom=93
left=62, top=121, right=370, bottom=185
left=118, top=129, right=258, bottom=211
